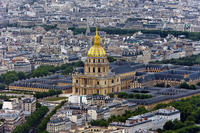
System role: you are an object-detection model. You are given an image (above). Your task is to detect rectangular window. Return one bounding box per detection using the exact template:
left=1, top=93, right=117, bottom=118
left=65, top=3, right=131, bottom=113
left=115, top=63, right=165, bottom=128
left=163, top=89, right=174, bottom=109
left=76, top=88, right=78, bottom=93
left=93, top=67, right=95, bottom=72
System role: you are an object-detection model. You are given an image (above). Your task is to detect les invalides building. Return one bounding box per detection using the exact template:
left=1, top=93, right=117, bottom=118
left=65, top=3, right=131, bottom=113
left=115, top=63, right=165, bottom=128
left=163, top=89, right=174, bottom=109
left=72, top=28, right=121, bottom=95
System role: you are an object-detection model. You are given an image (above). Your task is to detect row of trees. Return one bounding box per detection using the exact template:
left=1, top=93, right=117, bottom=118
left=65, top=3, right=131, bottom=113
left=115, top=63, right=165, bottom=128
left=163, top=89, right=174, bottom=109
left=0, top=95, right=16, bottom=101
left=0, top=71, right=26, bottom=85
left=154, top=82, right=171, bottom=88
left=163, top=119, right=195, bottom=132
left=90, top=107, right=148, bottom=127
left=107, top=56, right=117, bottom=62
left=7, top=23, right=58, bottom=32
left=35, top=101, right=66, bottom=133
left=179, top=82, right=196, bottom=90
left=0, top=84, right=6, bottom=90
left=41, top=24, right=58, bottom=31
left=12, top=106, right=49, bottom=133
left=32, top=61, right=83, bottom=77
left=163, top=125, right=200, bottom=133
left=117, top=92, right=152, bottom=99
left=152, top=54, right=200, bottom=66
left=0, top=61, right=84, bottom=91
left=68, top=27, right=200, bottom=41
left=154, top=95, right=200, bottom=132
left=34, top=90, right=62, bottom=99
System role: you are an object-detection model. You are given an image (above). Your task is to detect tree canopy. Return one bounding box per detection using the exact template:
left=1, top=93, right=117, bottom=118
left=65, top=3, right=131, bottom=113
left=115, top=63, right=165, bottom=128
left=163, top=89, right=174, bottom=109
left=35, top=101, right=66, bottom=133
left=117, top=92, right=152, bottom=99
left=12, top=106, right=49, bottom=133
left=69, top=27, right=200, bottom=41
left=34, top=90, right=62, bottom=99
left=90, top=106, right=148, bottom=127
left=154, top=96, right=200, bottom=132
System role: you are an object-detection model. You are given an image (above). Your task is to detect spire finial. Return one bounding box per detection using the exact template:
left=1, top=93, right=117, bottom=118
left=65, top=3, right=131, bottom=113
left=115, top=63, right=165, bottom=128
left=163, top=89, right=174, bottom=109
left=96, top=26, right=98, bottom=36
left=94, top=26, right=100, bottom=46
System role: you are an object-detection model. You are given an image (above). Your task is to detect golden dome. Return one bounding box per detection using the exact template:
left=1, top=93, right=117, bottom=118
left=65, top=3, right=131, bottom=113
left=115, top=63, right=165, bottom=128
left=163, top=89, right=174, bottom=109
left=87, top=27, right=106, bottom=57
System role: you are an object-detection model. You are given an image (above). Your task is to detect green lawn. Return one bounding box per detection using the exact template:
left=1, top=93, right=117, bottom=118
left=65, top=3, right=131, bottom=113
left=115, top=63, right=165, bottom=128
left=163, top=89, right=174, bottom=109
left=45, top=97, right=66, bottom=101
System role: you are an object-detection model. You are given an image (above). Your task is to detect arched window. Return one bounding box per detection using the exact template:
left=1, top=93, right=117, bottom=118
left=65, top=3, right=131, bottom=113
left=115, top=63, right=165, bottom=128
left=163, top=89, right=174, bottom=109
left=84, top=89, right=87, bottom=95
left=98, top=67, right=101, bottom=73
left=76, top=88, right=78, bottom=93
left=93, top=67, right=95, bottom=72
left=88, top=67, right=90, bottom=72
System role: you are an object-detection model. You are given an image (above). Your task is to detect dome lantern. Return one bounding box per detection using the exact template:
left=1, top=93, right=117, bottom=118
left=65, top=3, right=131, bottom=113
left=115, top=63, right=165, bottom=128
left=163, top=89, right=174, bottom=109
left=87, top=27, right=106, bottom=57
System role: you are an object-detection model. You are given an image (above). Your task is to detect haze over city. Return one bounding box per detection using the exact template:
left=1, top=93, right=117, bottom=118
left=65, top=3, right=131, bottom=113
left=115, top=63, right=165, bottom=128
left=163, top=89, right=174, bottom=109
left=0, top=0, right=200, bottom=133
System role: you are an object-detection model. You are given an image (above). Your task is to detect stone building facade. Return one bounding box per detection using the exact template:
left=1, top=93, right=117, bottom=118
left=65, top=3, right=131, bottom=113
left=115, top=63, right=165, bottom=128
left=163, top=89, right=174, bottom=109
left=72, top=28, right=121, bottom=95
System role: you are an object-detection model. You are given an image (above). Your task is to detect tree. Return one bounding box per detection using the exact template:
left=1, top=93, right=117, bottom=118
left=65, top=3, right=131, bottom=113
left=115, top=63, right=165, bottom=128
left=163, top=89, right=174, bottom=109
left=117, top=92, right=128, bottom=98
left=173, top=119, right=185, bottom=129
left=189, top=85, right=196, bottom=90
left=34, top=90, right=62, bottom=99
left=32, top=68, right=49, bottom=77
left=12, top=106, right=49, bottom=133
left=163, top=120, right=175, bottom=130
left=62, top=66, right=73, bottom=75
left=0, top=103, right=2, bottom=109
left=153, top=103, right=168, bottom=110
left=197, top=82, right=200, bottom=86
left=17, top=72, right=26, bottom=80
left=180, top=82, right=190, bottom=89
left=4, top=71, right=18, bottom=84
left=107, top=56, right=117, bottom=62
left=0, top=84, right=5, bottom=90
left=155, top=82, right=165, bottom=87
left=108, top=93, right=114, bottom=98
left=35, top=101, right=66, bottom=133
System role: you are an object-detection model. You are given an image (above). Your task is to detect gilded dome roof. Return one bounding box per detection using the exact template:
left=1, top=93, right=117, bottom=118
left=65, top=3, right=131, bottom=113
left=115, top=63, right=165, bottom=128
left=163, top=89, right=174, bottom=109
left=87, top=28, right=106, bottom=57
